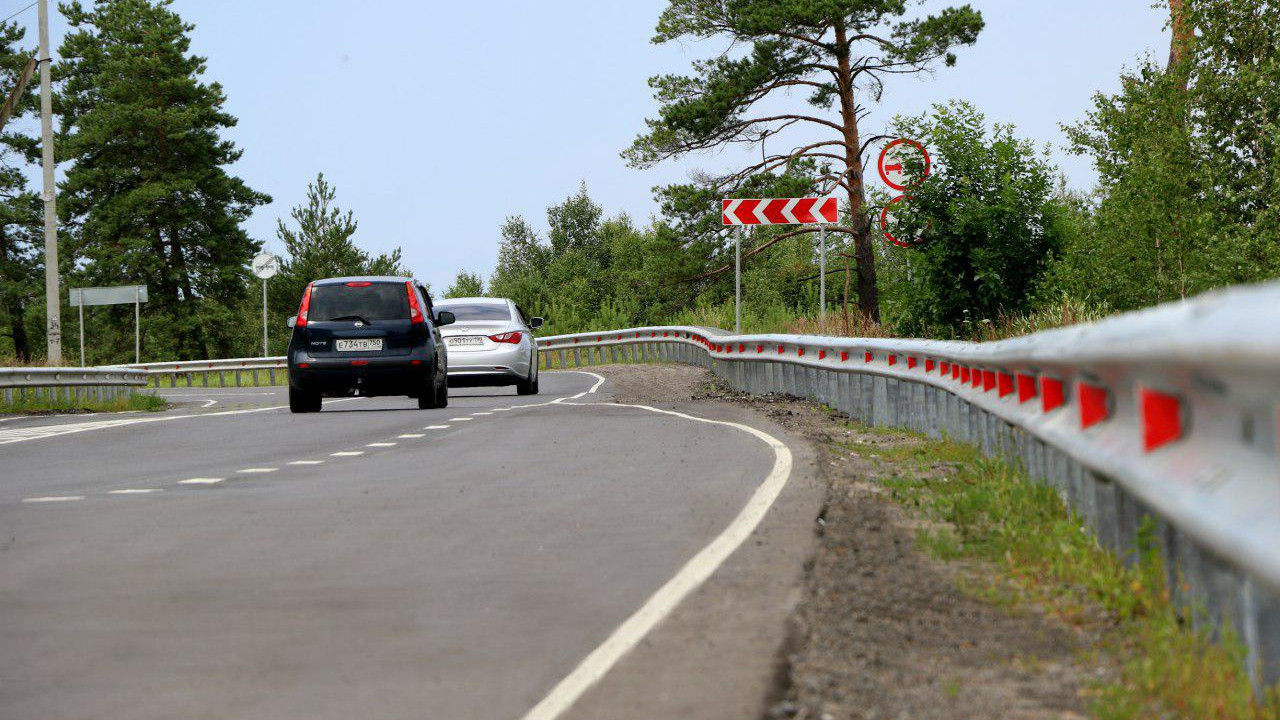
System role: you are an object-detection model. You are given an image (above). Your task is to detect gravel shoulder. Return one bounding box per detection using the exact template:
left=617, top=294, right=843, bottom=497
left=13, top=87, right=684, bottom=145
left=575, top=364, right=1103, bottom=720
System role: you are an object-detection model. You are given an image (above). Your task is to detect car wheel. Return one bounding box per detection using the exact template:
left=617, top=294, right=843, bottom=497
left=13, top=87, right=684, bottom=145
left=516, top=369, right=539, bottom=396
left=418, top=372, right=447, bottom=409
left=290, top=385, right=321, bottom=413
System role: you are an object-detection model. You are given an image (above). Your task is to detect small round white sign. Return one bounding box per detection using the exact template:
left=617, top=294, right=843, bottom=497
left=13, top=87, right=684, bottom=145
left=251, top=253, right=279, bottom=279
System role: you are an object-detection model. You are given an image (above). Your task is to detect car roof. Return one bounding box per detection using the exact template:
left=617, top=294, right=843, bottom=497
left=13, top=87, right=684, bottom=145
left=313, top=276, right=411, bottom=286
left=436, top=297, right=510, bottom=305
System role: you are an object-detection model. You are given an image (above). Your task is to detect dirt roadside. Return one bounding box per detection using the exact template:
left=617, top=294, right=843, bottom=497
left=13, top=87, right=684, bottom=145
left=579, top=363, right=1105, bottom=720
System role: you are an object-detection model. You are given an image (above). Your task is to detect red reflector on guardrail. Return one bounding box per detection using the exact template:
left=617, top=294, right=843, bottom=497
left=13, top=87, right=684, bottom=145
left=740, top=344, right=745, bottom=352
left=907, top=357, right=917, bottom=369
left=818, top=350, right=826, bottom=359
left=798, top=348, right=805, bottom=357
left=978, top=370, right=989, bottom=389
left=1016, top=374, right=1037, bottom=403
left=941, top=361, right=950, bottom=375
left=1140, top=388, right=1183, bottom=451
left=960, top=367, right=970, bottom=383
left=757, top=345, right=764, bottom=353
left=841, top=352, right=848, bottom=362
left=865, top=352, right=873, bottom=363
left=1041, top=377, right=1064, bottom=412
left=888, top=355, right=896, bottom=366
left=925, top=359, right=936, bottom=372
left=778, top=346, right=784, bottom=354
left=998, top=372, right=1014, bottom=397
left=1078, top=383, right=1110, bottom=428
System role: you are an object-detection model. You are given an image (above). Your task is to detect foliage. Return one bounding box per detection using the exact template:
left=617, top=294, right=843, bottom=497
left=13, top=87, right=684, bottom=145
left=628, top=0, right=984, bottom=319
left=0, top=389, right=165, bottom=414
left=1051, top=0, right=1280, bottom=310
left=875, top=101, right=1067, bottom=336
left=444, top=269, right=484, bottom=298
left=0, top=19, right=41, bottom=362
left=57, top=0, right=270, bottom=362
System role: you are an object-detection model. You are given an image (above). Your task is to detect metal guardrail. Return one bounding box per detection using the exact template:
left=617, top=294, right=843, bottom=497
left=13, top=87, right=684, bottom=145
left=120, top=357, right=287, bottom=387
left=536, top=281, right=1280, bottom=689
left=0, top=367, right=149, bottom=405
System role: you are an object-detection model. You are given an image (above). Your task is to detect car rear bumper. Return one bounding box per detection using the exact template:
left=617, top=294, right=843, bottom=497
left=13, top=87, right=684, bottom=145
left=444, top=343, right=532, bottom=381
left=288, top=353, right=433, bottom=396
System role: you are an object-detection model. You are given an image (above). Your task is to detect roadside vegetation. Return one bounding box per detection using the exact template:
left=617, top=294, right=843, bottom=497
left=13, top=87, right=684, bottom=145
left=838, top=421, right=1280, bottom=720
left=0, top=392, right=166, bottom=415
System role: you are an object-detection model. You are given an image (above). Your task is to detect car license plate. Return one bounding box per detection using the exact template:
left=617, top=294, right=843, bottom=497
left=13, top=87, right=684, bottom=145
left=447, top=336, right=484, bottom=346
left=335, top=338, right=383, bottom=352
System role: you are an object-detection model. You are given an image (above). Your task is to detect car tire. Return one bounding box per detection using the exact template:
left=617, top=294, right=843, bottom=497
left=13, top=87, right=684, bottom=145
left=516, top=370, right=539, bottom=396
left=419, top=372, right=448, bottom=409
left=290, top=385, right=321, bottom=413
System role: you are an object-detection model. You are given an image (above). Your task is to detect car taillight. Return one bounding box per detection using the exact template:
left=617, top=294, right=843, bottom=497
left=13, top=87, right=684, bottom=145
left=489, top=331, right=522, bottom=344
left=405, top=281, right=424, bottom=325
left=296, top=283, right=314, bottom=327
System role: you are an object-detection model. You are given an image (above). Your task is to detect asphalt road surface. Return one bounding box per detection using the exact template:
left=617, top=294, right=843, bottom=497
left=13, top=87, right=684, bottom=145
left=0, top=371, right=814, bottom=720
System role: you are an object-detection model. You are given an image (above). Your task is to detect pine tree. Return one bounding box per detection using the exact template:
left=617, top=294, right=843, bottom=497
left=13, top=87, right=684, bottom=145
left=0, top=19, right=41, bottom=362
left=273, top=173, right=406, bottom=315
left=56, top=0, right=270, bottom=361
left=626, top=0, right=984, bottom=321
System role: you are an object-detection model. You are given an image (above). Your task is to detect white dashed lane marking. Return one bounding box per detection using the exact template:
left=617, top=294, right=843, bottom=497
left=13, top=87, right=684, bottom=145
left=237, top=468, right=277, bottom=474
left=288, top=460, right=324, bottom=466
left=179, top=478, right=224, bottom=485
left=109, top=489, right=162, bottom=495
left=331, top=451, right=364, bottom=457
left=366, top=442, right=396, bottom=448
left=471, top=412, right=493, bottom=416
left=424, top=425, right=450, bottom=430
left=398, top=434, right=425, bottom=439
left=22, top=496, right=84, bottom=503
left=448, top=418, right=472, bottom=422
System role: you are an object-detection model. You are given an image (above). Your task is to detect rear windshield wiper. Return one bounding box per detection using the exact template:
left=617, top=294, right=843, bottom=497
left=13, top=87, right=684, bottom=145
left=324, top=315, right=373, bottom=324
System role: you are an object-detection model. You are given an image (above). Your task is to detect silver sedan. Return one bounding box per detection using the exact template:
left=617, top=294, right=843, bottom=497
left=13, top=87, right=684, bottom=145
left=434, top=297, right=542, bottom=395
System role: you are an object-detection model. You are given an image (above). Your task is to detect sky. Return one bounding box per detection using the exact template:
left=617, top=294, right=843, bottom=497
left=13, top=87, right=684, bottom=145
left=16, top=0, right=1171, bottom=293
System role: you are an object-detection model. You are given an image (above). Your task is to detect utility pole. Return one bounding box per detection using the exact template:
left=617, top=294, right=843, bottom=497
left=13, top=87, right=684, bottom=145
left=38, top=0, right=60, bottom=365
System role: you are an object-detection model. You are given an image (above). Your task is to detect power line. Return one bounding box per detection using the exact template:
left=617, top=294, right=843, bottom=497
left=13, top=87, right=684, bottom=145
left=0, top=1, right=36, bottom=25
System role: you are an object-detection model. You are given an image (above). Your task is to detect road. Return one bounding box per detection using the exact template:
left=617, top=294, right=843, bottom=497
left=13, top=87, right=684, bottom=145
left=0, top=370, right=811, bottom=720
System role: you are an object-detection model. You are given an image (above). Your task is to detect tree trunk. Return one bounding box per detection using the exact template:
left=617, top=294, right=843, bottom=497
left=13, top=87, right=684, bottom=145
left=1168, top=0, right=1192, bottom=90
left=6, top=297, right=30, bottom=362
left=833, top=21, right=880, bottom=322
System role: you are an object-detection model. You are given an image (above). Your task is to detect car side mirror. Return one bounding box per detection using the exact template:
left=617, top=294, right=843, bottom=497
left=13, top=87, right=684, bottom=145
left=436, top=311, right=456, bottom=326
left=529, top=317, right=544, bottom=329
left=286, top=316, right=297, bottom=329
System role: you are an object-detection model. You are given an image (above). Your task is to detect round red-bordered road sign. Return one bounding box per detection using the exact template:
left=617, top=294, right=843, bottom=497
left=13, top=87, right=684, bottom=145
left=879, top=195, right=926, bottom=248
left=877, top=138, right=931, bottom=192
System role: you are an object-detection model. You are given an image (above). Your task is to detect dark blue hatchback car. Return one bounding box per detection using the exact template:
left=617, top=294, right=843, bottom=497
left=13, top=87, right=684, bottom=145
left=285, top=276, right=455, bottom=413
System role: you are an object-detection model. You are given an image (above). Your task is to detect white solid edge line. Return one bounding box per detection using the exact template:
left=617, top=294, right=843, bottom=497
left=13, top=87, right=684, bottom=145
left=518, top=400, right=792, bottom=720
left=22, top=495, right=85, bottom=502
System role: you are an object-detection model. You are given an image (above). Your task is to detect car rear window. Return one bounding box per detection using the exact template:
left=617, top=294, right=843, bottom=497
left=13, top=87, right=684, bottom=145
left=439, top=303, right=511, bottom=321
left=309, top=283, right=410, bottom=322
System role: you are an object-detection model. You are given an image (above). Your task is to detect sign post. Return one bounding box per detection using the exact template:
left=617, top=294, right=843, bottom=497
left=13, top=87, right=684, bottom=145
left=721, top=197, right=840, bottom=332
left=251, top=253, right=280, bottom=358
left=68, top=285, right=149, bottom=365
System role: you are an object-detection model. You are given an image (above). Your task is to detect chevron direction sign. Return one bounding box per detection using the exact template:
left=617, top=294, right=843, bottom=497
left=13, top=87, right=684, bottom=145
left=721, top=197, right=839, bottom=225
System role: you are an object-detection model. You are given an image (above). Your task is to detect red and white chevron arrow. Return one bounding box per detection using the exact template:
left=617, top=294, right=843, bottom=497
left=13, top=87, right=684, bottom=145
left=721, top=197, right=839, bottom=225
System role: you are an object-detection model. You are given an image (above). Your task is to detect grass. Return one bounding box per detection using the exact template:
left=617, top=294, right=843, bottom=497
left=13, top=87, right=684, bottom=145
left=834, top=421, right=1280, bottom=720
left=0, top=392, right=167, bottom=415
left=146, top=370, right=285, bottom=389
